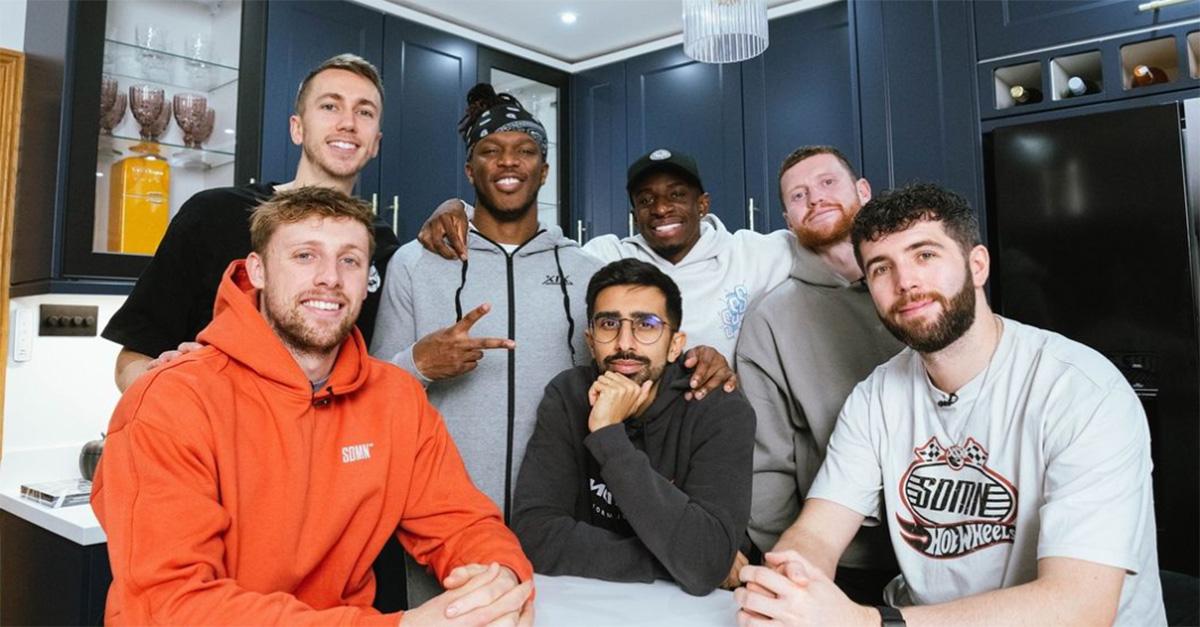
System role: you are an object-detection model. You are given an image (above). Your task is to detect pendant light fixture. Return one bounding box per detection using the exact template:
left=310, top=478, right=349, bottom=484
left=682, top=0, right=769, bottom=64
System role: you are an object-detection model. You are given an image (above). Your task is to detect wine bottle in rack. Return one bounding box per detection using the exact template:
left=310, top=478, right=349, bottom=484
left=1130, top=65, right=1169, bottom=87
left=1066, top=76, right=1100, bottom=97
left=1010, top=85, right=1043, bottom=105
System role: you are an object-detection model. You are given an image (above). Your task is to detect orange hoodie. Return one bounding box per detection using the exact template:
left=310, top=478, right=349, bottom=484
left=92, top=260, right=532, bottom=625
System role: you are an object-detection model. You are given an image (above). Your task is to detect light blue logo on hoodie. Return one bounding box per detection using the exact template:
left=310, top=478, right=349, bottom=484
left=720, top=285, right=750, bottom=339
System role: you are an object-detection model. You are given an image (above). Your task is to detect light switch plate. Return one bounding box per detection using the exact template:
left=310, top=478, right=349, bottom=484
left=38, top=304, right=99, bottom=337
left=12, top=306, right=33, bottom=361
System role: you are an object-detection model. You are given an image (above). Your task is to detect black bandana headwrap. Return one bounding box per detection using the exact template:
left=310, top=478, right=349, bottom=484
left=458, top=83, right=548, bottom=158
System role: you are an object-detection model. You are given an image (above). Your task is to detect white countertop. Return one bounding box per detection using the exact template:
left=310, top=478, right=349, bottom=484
left=533, top=574, right=737, bottom=626
left=0, top=444, right=106, bottom=545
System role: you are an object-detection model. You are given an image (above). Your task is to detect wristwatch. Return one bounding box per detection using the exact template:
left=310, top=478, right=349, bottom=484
left=877, top=605, right=906, bottom=627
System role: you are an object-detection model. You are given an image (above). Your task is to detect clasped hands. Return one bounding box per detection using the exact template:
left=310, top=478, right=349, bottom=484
left=401, top=562, right=533, bottom=626
left=734, top=551, right=876, bottom=627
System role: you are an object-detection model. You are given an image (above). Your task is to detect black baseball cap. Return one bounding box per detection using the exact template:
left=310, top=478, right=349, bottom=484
left=626, top=148, right=705, bottom=201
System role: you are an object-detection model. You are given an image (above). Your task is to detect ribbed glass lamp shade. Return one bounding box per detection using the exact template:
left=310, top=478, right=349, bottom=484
left=682, top=0, right=769, bottom=64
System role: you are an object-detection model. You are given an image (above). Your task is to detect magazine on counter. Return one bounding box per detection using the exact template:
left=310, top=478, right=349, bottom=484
left=19, top=479, right=92, bottom=508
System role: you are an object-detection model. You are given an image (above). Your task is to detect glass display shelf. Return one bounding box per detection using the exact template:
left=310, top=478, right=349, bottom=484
left=103, top=38, right=239, bottom=92
left=98, top=134, right=236, bottom=170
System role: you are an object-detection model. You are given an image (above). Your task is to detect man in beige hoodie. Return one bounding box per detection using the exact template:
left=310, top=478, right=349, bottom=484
left=734, top=145, right=902, bottom=602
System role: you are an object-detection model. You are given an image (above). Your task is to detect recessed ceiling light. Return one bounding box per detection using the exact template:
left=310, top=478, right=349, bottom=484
left=560, top=12, right=577, bottom=25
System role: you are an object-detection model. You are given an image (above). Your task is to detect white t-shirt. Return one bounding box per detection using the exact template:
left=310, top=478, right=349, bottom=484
left=809, top=317, right=1165, bottom=626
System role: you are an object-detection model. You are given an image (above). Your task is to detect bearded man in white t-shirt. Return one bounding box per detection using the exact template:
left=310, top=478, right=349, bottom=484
left=734, top=183, right=1165, bottom=627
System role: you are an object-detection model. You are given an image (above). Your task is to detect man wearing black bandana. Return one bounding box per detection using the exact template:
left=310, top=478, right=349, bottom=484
left=371, top=84, right=604, bottom=604
left=511, top=259, right=755, bottom=596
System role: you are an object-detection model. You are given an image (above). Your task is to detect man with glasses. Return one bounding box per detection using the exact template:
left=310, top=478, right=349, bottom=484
left=511, top=259, right=756, bottom=596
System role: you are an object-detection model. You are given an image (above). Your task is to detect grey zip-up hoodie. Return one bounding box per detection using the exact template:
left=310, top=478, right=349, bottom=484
left=735, top=237, right=902, bottom=570
left=371, top=225, right=604, bottom=518
left=512, top=360, right=755, bottom=596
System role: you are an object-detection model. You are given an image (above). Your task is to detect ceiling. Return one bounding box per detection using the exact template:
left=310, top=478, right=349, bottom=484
left=382, top=0, right=826, bottom=67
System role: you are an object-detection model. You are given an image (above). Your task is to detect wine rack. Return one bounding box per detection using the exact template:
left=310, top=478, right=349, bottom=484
left=980, top=22, right=1200, bottom=119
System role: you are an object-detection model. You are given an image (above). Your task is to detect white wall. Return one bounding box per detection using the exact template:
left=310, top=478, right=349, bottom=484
left=0, top=0, right=26, bottom=51
left=4, top=295, right=126, bottom=455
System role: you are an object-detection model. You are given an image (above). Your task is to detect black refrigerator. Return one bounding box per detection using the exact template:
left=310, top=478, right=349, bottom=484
left=987, top=99, right=1200, bottom=577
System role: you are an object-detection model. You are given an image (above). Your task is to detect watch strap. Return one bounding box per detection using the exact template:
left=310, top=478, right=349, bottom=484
left=877, top=605, right=906, bottom=627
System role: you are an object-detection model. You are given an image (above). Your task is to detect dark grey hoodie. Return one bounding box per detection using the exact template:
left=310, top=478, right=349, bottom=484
left=512, top=360, right=755, bottom=596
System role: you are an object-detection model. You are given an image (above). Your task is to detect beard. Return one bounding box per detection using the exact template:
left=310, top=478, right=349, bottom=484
left=880, top=267, right=976, bottom=354
left=601, top=350, right=664, bottom=385
left=261, top=288, right=358, bottom=358
left=794, top=203, right=857, bottom=249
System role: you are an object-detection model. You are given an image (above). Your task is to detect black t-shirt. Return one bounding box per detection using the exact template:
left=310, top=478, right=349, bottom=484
left=102, top=182, right=401, bottom=358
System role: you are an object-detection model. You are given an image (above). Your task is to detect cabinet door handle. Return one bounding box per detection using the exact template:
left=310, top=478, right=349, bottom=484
left=628, top=213, right=635, bottom=237
left=371, top=193, right=378, bottom=215
left=391, top=196, right=399, bottom=234
left=1138, top=0, right=1189, bottom=10
left=576, top=219, right=587, bottom=245
left=747, top=197, right=758, bottom=232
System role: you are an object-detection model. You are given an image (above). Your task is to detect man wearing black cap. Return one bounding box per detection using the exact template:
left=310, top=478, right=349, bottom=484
left=415, top=147, right=794, bottom=365
left=371, top=83, right=603, bottom=605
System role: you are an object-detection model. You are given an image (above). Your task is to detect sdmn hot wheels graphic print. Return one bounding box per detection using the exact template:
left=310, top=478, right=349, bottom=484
left=896, top=437, right=1017, bottom=559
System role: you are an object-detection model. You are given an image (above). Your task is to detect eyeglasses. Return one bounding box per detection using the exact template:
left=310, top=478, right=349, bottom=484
left=590, top=314, right=672, bottom=345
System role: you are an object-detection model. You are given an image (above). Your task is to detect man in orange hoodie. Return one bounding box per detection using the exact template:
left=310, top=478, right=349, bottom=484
left=92, top=187, right=534, bottom=626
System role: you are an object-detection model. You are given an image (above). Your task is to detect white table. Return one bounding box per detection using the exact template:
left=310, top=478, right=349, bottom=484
left=533, top=575, right=738, bottom=626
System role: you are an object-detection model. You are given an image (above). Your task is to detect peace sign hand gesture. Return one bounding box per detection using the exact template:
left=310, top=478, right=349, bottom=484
left=412, top=303, right=515, bottom=381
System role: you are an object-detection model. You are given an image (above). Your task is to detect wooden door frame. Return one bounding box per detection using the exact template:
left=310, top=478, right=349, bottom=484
left=0, top=48, right=26, bottom=456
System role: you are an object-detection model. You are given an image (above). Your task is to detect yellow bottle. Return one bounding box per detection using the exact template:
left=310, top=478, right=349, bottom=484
left=108, top=148, right=170, bottom=255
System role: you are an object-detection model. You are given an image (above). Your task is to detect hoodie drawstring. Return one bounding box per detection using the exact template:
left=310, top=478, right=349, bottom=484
left=553, top=245, right=576, bottom=366
left=312, top=385, right=335, bottom=407
left=454, top=257, right=470, bottom=322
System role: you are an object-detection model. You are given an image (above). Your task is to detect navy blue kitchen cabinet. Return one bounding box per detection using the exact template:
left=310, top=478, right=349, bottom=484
left=974, top=0, right=1199, bottom=61
left=260, top=0, right=383, bottom=194
left=573, top=2, right=860, bottom=237
left=0, top=512, right=111, bottom=626
left=853, top=0, right=983, bottom=225
left=571, top=63, right=628, bottom=240
left=378, top=17, right=476, bottom=241
left=742, top=2, right=859, bottom=234
left=626, top=47, right=748, bottom=230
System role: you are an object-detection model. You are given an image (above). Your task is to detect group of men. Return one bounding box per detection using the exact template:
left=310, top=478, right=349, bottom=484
left=92, top=52, right=1165, bottom=626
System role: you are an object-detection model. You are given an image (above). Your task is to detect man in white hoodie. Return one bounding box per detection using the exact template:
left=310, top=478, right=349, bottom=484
left=417, top=148, right=793, bottom=375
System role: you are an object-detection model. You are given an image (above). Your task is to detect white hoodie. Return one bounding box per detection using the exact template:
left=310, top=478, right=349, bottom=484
left=584, top=214, right=793, bottom=359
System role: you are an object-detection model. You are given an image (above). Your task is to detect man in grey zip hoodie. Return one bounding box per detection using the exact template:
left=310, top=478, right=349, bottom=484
left=513, top=259, right=755, bottom=596
left=371, top=85, right=603, bottom=604
left=735, top=146, right=903, bottom=603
